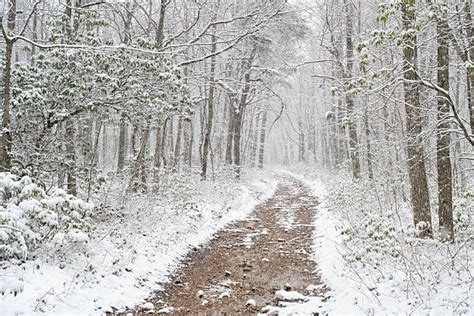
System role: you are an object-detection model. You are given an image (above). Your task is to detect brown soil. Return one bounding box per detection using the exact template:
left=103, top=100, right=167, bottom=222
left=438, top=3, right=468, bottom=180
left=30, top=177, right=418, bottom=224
left=121, top=177, right=328, bottom=315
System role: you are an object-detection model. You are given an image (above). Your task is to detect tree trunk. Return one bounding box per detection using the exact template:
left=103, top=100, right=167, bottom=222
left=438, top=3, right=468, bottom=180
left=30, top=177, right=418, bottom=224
left=161, top=117, right=169, bottom=168
left=436, top=10, right=454, bottom=242
left=167, top=117, right=174, bottom=164
left=364, top=101, right=373, bottom=179
left=250, top=111, right=261, bottom=167
left=402, top=1, right=432, bottom=238
left=65, top=119, right=77, bottom=196
left=0, top=0, right=17, bottom=171
left=130, top=122, right=151, bottom=193
left=153, top=121, right=162, bottom=191
left=258, top=111, right=268, bottom=169
left=87, top=121, right=103, bottom=200
left=344, top=0, right=361, bottom=178
left=131, top=125, right=139, bottom=156
left=173, top=117, right=183, bottom=172
left=298, top=118, right=305, bottom=163
left=201, top=33, right=217, bottom=180
left=225, top=95, right=235, bottom=165
left=233, top=107, right=244, bottom=177
left=187, top=120, right=194, bottom=169
left=464, top=1, right=474, bottom=134
left=117, top=115, right=128, bottom=173
left=155, top=0, right=168, bottom=47
left=233, top=47, right=257, bottom=177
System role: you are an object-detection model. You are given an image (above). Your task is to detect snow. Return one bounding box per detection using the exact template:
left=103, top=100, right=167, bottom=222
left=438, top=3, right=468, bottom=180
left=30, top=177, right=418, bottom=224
left=261, top=296, right=325, bottom=316
left=1, top=167, right=471, bottom=315
left=284, top=166, right=474, bottom=315
left=285, top=168, right=405, bottom=314
left=218, top=291, right=231, bottom=299
left=157, top=306, right=174, bottom=313
left=274, top=290, right=308, bottom=302
left=140, top=302, right=154, bottom=310
left=246, top=298, right=256, bottom=306
left=66, top=229, right=89, bottom=243
left=0, top=171, right=277, bottom=315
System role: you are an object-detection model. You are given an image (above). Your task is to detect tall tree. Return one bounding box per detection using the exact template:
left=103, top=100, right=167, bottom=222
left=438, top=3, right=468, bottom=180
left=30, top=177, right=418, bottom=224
left=401, top=0, right=432, bottom=238
left=258, top=110, right=268, bottom=169
left=343, top=0, right=361, bottom=178
left=436, top=3, right=454, bottom=242
left=0, top=0, right=17, bottom=171
left=201, top=32, right=217, bottom=180
left=233, top=45, right=257, bottom=177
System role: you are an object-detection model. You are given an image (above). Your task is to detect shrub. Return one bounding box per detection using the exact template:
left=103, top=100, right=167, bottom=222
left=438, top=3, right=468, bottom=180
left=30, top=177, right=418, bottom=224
left=0, top=173, right=94, bottom=262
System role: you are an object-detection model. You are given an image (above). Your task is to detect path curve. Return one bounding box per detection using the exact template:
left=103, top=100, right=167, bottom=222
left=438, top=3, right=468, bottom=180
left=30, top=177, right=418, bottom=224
left=128, top=176, right=328, bottom=315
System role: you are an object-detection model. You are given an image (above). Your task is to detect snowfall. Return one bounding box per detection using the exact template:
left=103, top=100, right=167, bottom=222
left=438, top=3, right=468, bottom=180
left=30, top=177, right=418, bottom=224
left=0, top=166, right=473, bottom=315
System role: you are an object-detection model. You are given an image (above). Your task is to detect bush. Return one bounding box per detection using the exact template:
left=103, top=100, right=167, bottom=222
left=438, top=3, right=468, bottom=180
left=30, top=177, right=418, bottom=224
left=0, top=173, right=94, bottom=262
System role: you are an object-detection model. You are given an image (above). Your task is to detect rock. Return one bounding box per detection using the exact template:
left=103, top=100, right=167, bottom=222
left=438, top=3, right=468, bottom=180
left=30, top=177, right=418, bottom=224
left=284, top=283, right=292, bottom=291
left=306, top=284, right=321, bottom=294
left=246, top=299, right=256, bottom=307
left=274, top=290, right=308, bottom=302
left=225, top=270, right=232, bottom=276
left=157, top=306, right=174, bottom=314
left=141, top=302, right=154, bottom=310
left=196, top=290, right=204, bottom=298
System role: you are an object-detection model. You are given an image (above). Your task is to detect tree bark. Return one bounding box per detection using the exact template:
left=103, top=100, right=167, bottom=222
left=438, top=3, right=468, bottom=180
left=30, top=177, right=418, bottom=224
left=364, top=101, right=373, bottom=179
left=436, top=9, right=454, bottom=242
left=233, top=52, right=256, bottom=177
left=464, top=1, right=474, bottom=134
left=130, top=121, right=151, bottom=193
left=225, top=95, right=235, bottom=166
left=402, top=1, right=433, bottom=238
left=0, top=0, right=17, bottom=171
left=258, top=111, right=268, bottom=169
left=173, top=117, right=183, bottom=173
left=187, top=120, right=194, bottom=169
left=155, top=0, right=168, bottom=47
left=201, top=33, right=217, bottom=180
left=250, top=111, right=261, bottom=168
left=65, top=119, right=77, bottom=196
left=298, top=118, right=305, bottom=163
left=153, top=121, right=162, bottom=191
left=117, top=115, right=128, bottom=173
left=344, top=0, right=361, bottom=178
left=161, top=117, right=169, bottom=167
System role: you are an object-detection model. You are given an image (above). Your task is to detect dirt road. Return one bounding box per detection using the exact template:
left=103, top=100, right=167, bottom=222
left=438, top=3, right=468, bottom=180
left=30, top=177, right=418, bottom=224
left=130, top=177, right=328, bottom=315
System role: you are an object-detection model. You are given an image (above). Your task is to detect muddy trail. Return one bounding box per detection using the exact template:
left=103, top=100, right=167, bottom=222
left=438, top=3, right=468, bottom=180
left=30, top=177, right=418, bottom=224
left=127, top=177, right=329, bottom=315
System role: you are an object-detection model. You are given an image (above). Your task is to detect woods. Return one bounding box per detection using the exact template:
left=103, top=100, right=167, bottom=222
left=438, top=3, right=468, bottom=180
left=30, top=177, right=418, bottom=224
left=0, top=0, right=292, bottom=192
left=278, top=0, right=473, bottom=242
left=0, top=0, right=472, bottom=314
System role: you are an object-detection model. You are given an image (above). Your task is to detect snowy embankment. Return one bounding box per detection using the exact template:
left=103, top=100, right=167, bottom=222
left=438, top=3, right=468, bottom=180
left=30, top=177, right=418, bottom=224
left=282, top=166, right=473, bottom=315
left=0, top=170, right=278, bottom=315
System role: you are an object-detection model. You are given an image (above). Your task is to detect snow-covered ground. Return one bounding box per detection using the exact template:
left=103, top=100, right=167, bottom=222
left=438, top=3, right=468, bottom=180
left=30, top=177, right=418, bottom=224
left=0, top=170, right=278, bottom=315
left=2, top=166, right=472, bottom=315
left=282, top=166, right=474, bottom=315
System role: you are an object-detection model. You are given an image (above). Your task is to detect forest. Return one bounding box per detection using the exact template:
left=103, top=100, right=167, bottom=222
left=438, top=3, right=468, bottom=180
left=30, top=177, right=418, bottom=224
left=0, top=0, right=472, bottom=314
